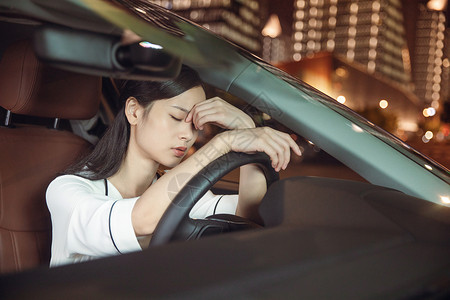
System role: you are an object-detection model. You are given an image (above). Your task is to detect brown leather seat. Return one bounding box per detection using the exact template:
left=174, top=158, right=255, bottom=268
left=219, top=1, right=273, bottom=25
left=0, top=40, right=101, bottom=274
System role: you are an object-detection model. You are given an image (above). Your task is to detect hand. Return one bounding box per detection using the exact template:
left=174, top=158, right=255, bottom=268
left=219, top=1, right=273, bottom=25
left=217, top=127, right=302, bottom=172
left=185, top=97, right=255, bottom=130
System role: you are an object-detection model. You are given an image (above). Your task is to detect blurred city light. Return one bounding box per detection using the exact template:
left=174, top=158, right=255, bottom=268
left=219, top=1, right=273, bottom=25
left=441, top=196, right=450, bottom=204
left=337, top=95, right=346, bottom=104
left=425, top=131, right=434, bottom=139
left=427, top=0, right=448, bottom=11
left=379, top=100, right=388, bottom=109
left=443, top=58, right=450, bottom=68
left=335, top=67, right=348, bottom=78
left=436, top=132, right=445, bottom=141
left=431, top=100, right=440, bottom=109
left=262, top=14, right=282, bottom=38
left=427, top=107, right=436, bottom=116
left=423, top=107, right=436, bottom=117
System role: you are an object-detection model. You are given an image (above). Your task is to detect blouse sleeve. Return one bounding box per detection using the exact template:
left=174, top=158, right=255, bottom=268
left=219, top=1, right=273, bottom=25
left=189, top=191, right=238, bottom=219
left=46, top=175, right=141, bottom=260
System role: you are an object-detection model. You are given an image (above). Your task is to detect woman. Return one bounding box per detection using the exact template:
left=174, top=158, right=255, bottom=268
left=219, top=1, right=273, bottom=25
left=46, top=66, right=301, bottom=266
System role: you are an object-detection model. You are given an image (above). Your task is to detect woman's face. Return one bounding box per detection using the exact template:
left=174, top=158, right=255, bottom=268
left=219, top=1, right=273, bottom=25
left=130, top=86, right=206, bottom=168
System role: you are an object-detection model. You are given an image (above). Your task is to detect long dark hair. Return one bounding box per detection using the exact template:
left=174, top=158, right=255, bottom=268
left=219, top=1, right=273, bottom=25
left=65, top=65, right=204, bottom=180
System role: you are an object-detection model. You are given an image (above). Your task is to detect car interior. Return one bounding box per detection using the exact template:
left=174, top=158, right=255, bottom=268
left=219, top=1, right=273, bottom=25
left=0, top=16, right=194, bottom=273
left=0, top=23, right=362, bottom=274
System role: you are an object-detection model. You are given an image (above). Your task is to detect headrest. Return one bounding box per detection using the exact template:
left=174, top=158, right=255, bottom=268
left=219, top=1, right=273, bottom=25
left=0, top=40, right=101, bottom=119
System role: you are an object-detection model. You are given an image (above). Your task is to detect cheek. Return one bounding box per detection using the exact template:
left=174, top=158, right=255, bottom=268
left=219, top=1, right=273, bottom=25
left=136, top=118, right=166, bottom=148
left=141, top=116, right=171, bottom=135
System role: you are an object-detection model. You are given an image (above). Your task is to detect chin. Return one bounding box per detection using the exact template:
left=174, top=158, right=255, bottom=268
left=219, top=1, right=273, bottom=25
left=161, top=157, right=183, bottom=169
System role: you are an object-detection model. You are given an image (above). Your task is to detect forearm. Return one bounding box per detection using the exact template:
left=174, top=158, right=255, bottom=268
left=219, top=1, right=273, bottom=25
left=132, top=134, right=230, bottom=235
left=132, top=126, right=301, bottom=235
left=236, top=164, right=267, bottom=224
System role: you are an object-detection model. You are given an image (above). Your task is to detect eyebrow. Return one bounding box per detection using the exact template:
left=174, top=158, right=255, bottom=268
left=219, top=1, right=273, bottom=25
left=171, top=105, right=189, bottom=113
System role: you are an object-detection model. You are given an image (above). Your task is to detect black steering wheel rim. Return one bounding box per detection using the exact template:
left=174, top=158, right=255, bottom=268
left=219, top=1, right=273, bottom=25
left=150, top=152, right=279, bottom=246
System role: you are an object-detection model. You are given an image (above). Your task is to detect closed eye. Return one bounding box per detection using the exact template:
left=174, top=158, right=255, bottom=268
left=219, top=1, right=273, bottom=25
left=170, top=115, right=182, bottom=121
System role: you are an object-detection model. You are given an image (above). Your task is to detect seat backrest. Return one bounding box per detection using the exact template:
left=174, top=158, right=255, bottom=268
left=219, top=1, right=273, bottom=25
left=0, top=40, right=101, bottom=274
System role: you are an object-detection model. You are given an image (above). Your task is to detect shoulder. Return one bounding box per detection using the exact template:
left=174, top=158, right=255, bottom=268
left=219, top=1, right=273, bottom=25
left=47, top=175, right=105, bottom=199
left=48, top=174, right=100, bottom=188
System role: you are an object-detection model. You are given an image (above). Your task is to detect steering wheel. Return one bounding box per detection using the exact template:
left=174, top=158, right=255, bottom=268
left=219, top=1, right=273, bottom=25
left=150, top=152, right=279, bottom=246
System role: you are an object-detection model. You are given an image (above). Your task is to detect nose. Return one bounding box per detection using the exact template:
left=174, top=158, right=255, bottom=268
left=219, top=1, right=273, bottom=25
left=179, top=122, right=196, bottom=142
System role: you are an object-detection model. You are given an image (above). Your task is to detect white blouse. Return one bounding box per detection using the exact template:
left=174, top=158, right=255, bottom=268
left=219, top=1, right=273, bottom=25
left=46, top=174, right=238, bottom=267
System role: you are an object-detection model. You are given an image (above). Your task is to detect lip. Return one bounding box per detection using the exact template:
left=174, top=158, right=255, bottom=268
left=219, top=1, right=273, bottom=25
left=172, top=146, right=187, bottom=158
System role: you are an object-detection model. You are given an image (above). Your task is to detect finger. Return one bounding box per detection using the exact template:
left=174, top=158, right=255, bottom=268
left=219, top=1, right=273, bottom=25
left=273, top=132, right=299, bottom=169
left=192, top=99, right=222, bottom=116
left=274, top=130, right=302, bottom=157
left=186, top=102, right=206, bottom=123
left=195, top=112, right=226, bottom=130
left=193, top=103, right=241, bottom=130
left=186, top=99, right=216, bottom=123
left=185, top=109, right=193, bottom=123
left=260, top=130, right=287, bottom=171
left=203, top=97, right=225, bottom=106
left=192, top=108, right=226, bottom=130
left=264, top=129, right=291, bottom=170
left=257, top=142, right=280, bottom=171
left=230, top=129, right=280, bottom=170
left=191, top=104, right=222, bottom=129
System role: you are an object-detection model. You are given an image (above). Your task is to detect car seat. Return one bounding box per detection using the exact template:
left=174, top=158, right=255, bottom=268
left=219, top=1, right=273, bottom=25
left=0, top=40, right=101, bottom=273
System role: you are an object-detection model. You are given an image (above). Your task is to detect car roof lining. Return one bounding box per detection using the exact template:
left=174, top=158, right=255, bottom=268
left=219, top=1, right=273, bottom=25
left=0, top=0, right=123, bottom=35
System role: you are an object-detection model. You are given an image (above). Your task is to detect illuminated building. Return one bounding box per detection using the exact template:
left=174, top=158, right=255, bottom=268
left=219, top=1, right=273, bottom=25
left=148, top=0, right=264, bottom=55
left=292, top=0, right=411, bottom=86
left=261, top=14, right=292, bottom=63
left=411, top=4, right=447, bottom=107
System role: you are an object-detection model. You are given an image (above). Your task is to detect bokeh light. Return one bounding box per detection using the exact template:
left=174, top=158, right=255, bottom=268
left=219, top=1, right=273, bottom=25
left=379, top=99, right=388, bottom=109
